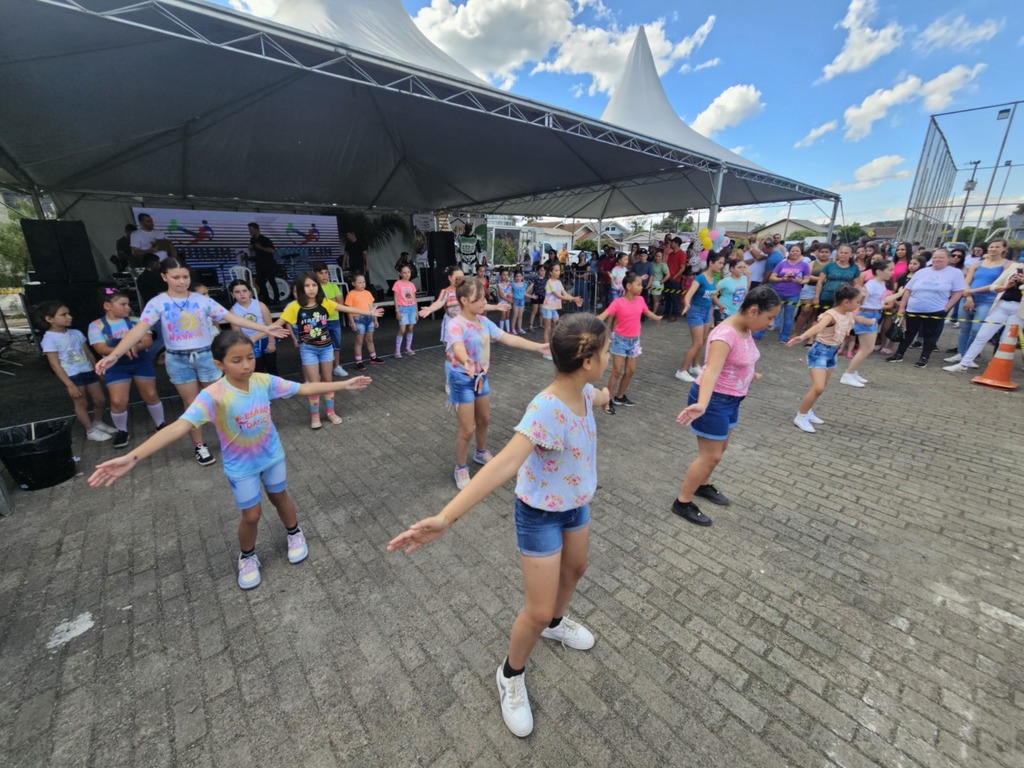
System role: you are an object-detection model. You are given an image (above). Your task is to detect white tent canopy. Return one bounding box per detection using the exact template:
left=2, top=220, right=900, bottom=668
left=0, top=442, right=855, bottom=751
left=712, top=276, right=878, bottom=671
left=0, top=0, right=838, bottom=221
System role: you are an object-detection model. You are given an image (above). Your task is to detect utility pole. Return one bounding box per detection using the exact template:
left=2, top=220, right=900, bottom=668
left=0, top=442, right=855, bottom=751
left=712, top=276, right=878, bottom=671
left=956, top=160, right=981, bottom=240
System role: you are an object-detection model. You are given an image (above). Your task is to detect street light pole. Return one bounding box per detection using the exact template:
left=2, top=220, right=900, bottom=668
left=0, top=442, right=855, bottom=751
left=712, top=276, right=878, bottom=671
left=956, top=160, right=981, bottom=239
left=993, top=160, right=1013, bottom=224
left=970, top=105, right=1017, bottom=248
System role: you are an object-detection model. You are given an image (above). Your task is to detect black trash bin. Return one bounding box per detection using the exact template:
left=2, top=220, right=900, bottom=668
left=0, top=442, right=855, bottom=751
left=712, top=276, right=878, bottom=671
left=0, top=417, right=77, bottom=490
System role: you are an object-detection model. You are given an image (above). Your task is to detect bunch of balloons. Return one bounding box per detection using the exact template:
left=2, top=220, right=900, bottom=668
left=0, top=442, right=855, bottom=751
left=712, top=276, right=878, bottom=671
left=697, top=228, right=731, bottom=260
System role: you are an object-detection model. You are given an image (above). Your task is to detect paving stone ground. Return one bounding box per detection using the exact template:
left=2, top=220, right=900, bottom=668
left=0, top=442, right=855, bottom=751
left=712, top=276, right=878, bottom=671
left=1, top=313, right=1022, bottom=767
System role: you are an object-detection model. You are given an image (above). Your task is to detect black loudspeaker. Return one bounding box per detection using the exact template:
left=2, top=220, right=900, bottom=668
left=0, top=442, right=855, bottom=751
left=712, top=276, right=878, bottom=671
left=20, top=220, right=98, bottom=284
left=426, top=231, right=456, bottom=296
left=23, top=282, right=104, bottom=338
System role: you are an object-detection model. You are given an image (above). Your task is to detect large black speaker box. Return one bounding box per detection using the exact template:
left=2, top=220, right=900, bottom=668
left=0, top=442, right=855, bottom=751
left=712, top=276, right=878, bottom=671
left=23, top=282, right=103, bottom=337
left=20, top=220, right=98, bottom=283
left=426, top=231, right=456, bottom=296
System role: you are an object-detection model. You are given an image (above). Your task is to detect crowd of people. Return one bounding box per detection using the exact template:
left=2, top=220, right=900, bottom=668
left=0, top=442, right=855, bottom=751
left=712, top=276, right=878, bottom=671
left=28, top=227, right=1018, bottom=740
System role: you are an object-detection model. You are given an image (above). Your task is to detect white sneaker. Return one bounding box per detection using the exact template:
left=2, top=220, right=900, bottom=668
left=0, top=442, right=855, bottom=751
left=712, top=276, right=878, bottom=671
left=495, top=666, right=533, bottom=737
left=853, top=372, right=868, bottom=384
left=540, top=617, right=595, bottom=650
left=86, top=427, right=112, bottom=442
left=541, top=354, right=553, bottom=361
left=840, top=373, right=865, bottom=388
left=237, top=554, right=261, bottom=590
left=943, top=354, right=962, bottom=363
left=793, top=414, right=816, bottom=433
left=688, top=365, right=703, bottom=376
left=92, top=422, right=117, bottom=435
left=964, top=361, right=979, bottom=369
left=333, top=365, right=349, bottom=377
left=454, top=466, right=470, bottom=490
left=287, top=531, right=308, bottom=564
left=942, top=363, right=969, bottom=373
left=806, top=411, right=824, bottom=425
left=674, top=369, right=695, bottom=383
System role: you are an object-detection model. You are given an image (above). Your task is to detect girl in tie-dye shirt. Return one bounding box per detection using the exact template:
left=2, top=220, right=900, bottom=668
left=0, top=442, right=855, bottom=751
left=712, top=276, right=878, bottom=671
left=90, top=332, right=373, bottom=591
left=388, top=314, right=612, bottom=739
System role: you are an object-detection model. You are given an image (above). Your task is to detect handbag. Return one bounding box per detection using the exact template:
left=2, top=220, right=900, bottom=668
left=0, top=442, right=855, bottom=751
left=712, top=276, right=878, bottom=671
left=885, top=316, right=904, bottom=343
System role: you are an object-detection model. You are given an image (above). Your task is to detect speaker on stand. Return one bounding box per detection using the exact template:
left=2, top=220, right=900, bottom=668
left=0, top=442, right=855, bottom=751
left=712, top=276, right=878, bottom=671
left=425, top=231, right=456, bottom=297
left=20, top=220, right=98, bottom=284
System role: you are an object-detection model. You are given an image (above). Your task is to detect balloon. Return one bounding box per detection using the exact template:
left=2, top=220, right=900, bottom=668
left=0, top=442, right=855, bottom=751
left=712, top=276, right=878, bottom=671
left=698, top=228, right=713, bottom=250
left=719, top=237, right=732, bottom=249
left=708, top=229, right=720, bottom=241
left=699, top=249, right=709, bottom=261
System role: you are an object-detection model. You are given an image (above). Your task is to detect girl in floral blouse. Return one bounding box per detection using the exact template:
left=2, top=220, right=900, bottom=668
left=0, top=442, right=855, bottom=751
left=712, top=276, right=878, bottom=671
left=388, top=313, right=611, bottom=739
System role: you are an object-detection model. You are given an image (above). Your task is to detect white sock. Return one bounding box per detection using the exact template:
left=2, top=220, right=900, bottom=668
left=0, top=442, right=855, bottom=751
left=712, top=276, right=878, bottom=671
left=111, top=410, right=129, bottom=431
left=147, top=401, right=165, bottom=425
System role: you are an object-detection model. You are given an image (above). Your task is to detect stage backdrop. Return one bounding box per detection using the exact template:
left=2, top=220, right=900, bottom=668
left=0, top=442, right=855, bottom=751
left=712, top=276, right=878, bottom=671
left=131, top=207, right=342, bottom=287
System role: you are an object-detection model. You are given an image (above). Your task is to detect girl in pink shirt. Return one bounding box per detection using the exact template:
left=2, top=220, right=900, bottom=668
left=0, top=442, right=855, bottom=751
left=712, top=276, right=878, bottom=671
left=673, top=284, right=780, bottom=526
left=596, top=272, right=661, bottom=414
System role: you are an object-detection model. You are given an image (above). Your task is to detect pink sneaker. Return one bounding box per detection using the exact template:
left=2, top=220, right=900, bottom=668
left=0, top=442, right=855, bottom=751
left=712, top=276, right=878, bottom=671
left=394, top=350, right=402, bottom=359
left=405, top=348, right=415, bottom=356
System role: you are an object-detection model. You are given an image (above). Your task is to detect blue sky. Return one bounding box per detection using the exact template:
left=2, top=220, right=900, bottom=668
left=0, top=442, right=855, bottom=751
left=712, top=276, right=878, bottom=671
left=230, top=0, right=1023, bottom=228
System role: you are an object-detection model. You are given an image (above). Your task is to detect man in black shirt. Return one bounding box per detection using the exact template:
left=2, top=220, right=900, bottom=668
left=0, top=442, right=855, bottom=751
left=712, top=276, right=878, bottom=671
left=343, top=231, right=368, bottom=277
left=114, top=224, right=136, bottom=271
left=135, top=254, right=165, bottom=306
left=248, top=222, right=280, bottom=303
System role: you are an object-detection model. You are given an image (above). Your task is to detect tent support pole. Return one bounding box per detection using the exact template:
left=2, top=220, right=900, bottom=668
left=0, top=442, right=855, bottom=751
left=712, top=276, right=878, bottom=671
left=707, top=167, right=724, bottom=230
left=30, top=189, right=46, bottom=219
left=824, top=198, right=840, bottom=245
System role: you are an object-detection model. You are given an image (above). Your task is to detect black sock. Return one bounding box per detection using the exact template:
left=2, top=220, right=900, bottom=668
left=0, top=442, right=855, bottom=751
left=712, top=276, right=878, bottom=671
left=286, top=525, right=300, bottom=536
left=240, top=547, right=256, bottom=559
left=503, top=658, right=525, bottom=678
left=548, top=617, right=562, bottom=629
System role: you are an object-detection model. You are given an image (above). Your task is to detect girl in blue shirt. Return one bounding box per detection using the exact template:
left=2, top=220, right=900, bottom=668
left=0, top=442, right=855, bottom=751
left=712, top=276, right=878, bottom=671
left=675, top=252, right=726, bottom=383
left=511, top=270, right=527, bottom=333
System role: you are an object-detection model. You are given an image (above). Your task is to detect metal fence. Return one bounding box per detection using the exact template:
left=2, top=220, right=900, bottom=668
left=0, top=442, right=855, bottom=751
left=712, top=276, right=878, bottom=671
left=899, top=116, right=957, bottom=246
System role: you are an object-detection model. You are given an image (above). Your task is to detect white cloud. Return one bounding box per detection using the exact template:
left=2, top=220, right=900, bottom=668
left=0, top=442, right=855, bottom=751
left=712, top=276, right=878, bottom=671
left=920, top=63, right=986, bottom=111
left=794, top=120, right=839, bottom=148
left=229, top=0, right=279, bottom=16
left=834, top=155, right=911, bottom=191
left=915, top=15, right=1003, bottom=52
left=680, top=57, right=721, bottom=74
left=820, top=0, right=904, bottom=82
left=843, top=75, right=921, bottom=141
left=691, top=85, right=765, bottom=138
left=729, top=146, right=746, bottom=155
left=533, top=15, right=716, bottom=96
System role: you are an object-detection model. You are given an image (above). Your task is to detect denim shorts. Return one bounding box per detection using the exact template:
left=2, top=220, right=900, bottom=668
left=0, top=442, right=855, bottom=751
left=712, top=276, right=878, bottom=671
left=687, top=382, right=742, bottom=441
left=353, top=314, right=375, bottom=334
left=299, top=343, right=334, bottom=366
left=165, top=347, right=221, bottom=385
left=448, top=369, right=490, bottom=404
left=514, top=498, right=590, bottom=557
left=610, top=332, right=641, bottom=358
left=686, top=303, right=712, bottom=327
left=853, top=309, right=881, bottom=335
left=227, top=459, right=287, bottom=510
left=513, top=299, right=525, bottom=308
left=104, top=353, right=156, bottom=384
left=327, top=319, right=342, bottom=350
left=397, top=305, right=418, bottom=326
left=541, top=307, right=559, bottom=320
left=69, top=370, right=99, bottom=387
left=807, top=340, right=840, bottom=369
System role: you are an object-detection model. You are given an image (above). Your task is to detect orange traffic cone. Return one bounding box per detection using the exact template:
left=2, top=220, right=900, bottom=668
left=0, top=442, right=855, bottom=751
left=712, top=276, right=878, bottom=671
left=972, top=323, right=1020, bottom=391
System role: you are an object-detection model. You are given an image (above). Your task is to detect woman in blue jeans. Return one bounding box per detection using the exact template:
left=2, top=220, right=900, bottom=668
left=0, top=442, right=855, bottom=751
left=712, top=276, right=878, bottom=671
left=945, top=239, right=1010, bottom=364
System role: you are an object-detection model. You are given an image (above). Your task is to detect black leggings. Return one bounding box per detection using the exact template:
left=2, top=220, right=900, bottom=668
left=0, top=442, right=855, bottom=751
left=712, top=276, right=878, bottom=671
left=896, top=311, right=945, bottom=358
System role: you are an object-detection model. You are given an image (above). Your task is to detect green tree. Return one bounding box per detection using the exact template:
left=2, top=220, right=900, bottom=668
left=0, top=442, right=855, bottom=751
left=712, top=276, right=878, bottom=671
left=1014, top=203, right=1024, bottom=216
left=574, top=238, right=597, bottom=253
left=491, top=235, right=517, bottom=265
left=628, top=217, right=648, bottom=234
left=677, top=216, right=695, bottom=232
left=0, top=202, right=33, bottom=288
left=335, top=211, right=412, bottom=252
left=837, top=222, right=866, bottom=242
left=787, top=229, right=820, bottom=241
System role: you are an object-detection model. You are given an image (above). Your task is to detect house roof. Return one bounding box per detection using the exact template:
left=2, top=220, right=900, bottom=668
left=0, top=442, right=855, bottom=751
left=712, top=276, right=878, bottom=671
left=754, top=218, right=829, bottom=234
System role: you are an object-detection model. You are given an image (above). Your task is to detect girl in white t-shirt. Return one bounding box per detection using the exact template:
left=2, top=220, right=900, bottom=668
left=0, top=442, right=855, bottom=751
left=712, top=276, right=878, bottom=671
left=96, top=257, right=289, bottom=466
left=388, top=313, right=612, bottom=739
left=673, top=285, right=780, bottom=526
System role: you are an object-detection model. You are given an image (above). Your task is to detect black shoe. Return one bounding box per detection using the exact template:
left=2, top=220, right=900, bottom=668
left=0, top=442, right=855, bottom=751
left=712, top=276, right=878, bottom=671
left=914, top=356, right=929, bottom=368
left=603, top=401, right=616, bottom=415
left=112, top=430, right=131, bottom=449
left=886, top=353, right=904, bottom=363
left=910, top=340, right=922, bottom=349
left=613, top=395, right=636, bottom=407
left=194, top=443, right=217, bottom=467
left=945, top=347, right=958, bottom=353
left=695, top=483, right=730, bottom=507
left=155, top=422, right=166, bottom=430
left=671, top=499, right=712, bottom=526
left=354, top=362, right=367, bottom=370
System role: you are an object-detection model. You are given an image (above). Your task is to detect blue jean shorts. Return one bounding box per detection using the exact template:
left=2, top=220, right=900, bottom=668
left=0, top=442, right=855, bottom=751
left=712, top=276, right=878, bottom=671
left=397, top=305, right=418, bottom=326
left=687, top=303, right=713, bottom=327
left=610, top=332, right=641, bottom=358
left=299, top=343, right=334, bottom=366
left=514, top=498, right=590, bottom=557
left=513, top=299, right=525, bottom=308
left=687, top=382, right=743, bottom=441
left=353, top=314, right=375, bottom=334
left=853, top=310, right=880, bottom=335
left=448, top=369, right=490, bottom=404
left=807, top=341, right=840, bottom=369
left=104, top=353, right=156, bottom=384
left=165, top=347, right=221, bottom=385
left=227, top=459, right=287, bottom=510
left=327, top=319, right=342, bottom=350
left=542, top=307, right=559, bottom=320
left=69, top=370, right=99, bottom=387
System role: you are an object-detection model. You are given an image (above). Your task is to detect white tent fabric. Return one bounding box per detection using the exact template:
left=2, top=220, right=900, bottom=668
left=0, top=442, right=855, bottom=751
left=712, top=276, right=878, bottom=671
left=0, top=0, right=837, bottom=220
left=601, top=28, right=764, bottom=173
